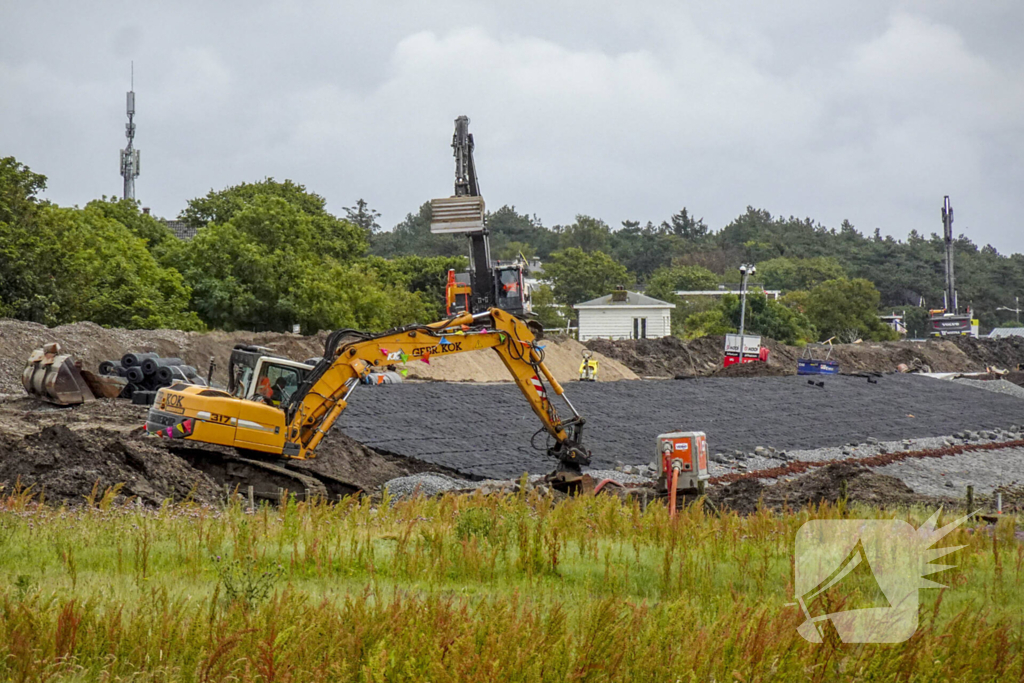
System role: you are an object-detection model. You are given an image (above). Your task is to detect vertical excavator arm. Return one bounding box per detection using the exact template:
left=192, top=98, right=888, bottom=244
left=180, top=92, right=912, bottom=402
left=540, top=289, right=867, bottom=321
left=283, top=308, right=591, bottom=472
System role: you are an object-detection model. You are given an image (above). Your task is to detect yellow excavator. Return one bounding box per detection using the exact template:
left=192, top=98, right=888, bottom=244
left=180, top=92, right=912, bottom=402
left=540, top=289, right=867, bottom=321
left=145, top=308, right=590, bottom=497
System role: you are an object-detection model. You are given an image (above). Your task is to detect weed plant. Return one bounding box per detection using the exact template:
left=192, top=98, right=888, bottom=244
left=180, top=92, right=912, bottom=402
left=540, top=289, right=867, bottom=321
left=0, top=486, right=1020, bottom=681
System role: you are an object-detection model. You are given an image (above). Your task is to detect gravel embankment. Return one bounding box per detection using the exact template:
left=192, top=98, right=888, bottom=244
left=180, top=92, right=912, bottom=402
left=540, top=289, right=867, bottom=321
left=871, top=447, right=1024, bottom=498
left=338, top=374, right=1024, bottom=479
left=952, top=378, right=1024, bottom=399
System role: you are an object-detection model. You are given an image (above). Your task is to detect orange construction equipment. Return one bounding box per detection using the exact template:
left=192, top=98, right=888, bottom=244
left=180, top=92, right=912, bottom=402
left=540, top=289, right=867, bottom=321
left=657, top=431, right=710, bottom=516
left=445, top=269, right=473, bottom=316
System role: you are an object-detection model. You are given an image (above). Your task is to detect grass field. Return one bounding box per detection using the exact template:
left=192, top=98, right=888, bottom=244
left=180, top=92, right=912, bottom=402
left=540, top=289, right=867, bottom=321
left=0, top=485, right=1021, bottom=682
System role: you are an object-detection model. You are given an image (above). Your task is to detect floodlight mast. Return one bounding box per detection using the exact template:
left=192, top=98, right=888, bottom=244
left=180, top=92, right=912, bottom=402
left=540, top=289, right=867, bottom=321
left=120, top=63, right=140, bottom=201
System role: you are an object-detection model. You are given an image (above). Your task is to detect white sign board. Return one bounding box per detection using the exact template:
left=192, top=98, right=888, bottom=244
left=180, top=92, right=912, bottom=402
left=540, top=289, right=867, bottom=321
left=724, top=334, right=761, bottom=355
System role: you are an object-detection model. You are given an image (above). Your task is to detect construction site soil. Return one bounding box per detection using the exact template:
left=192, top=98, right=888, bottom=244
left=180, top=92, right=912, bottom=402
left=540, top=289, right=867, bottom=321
left=0, top=397, right=441, bottom=506
left=708, top=462, right=955, bottom=515
left=586, top=334, right=1024, bottom=378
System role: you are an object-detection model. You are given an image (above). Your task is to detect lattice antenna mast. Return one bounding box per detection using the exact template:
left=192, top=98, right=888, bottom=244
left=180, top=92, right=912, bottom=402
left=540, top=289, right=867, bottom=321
left=120, top=63, right=140, bottom=200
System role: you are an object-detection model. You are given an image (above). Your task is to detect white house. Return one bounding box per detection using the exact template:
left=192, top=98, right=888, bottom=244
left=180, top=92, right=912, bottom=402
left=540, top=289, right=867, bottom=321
left=573, top=289, right=675, bottom=341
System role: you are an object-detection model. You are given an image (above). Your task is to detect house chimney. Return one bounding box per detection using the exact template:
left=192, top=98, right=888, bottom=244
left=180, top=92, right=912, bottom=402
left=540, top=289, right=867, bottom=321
left=611, top=285, right=627, bottom=302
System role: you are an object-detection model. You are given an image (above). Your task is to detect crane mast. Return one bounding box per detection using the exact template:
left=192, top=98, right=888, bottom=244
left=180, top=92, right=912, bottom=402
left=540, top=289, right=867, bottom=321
left=928, top=195, right=974, bottom=336
left=453, top=115, right=479, bottom=198
left=942, top=196, right=956, bottom=313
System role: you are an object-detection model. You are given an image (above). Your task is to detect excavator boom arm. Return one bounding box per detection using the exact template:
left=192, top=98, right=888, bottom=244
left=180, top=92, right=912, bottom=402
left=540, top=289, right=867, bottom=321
left=285, top=308, right=589, bottom=471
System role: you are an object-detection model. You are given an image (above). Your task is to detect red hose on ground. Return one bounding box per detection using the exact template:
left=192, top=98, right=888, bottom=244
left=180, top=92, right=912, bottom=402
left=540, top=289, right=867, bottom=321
left=668, top=467, right=679, bottom=519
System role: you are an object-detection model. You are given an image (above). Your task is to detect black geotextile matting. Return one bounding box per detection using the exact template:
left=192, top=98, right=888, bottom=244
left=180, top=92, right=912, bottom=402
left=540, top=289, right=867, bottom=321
left=334, top=374, right=1024, bottom=479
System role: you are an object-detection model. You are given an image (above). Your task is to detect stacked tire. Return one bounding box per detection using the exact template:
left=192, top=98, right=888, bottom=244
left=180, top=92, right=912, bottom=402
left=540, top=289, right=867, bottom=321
left=98, top=352, right=206, bottom=405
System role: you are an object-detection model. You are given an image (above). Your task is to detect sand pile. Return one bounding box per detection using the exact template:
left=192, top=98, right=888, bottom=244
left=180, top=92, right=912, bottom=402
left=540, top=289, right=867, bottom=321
left=403, top=335, right=637, bottom=383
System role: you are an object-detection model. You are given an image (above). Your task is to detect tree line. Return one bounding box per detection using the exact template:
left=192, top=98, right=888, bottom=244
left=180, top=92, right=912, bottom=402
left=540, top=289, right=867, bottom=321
left=374, top=200, right=1024, bottom=341
left=3, top=154, right=1020, bottom=343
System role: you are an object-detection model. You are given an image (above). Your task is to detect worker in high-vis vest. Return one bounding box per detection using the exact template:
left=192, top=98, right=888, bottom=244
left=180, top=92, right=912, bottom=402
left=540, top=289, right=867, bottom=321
left=579, top=350, right=599, bottom=381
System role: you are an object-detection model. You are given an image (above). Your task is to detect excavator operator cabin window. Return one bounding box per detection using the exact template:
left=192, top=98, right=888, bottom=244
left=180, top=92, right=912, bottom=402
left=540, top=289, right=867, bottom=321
left=256, top=364, right=304, bottom=406
left=497, top=268, right=522, bottom=310
left=234, top=366, right=253, bottom=399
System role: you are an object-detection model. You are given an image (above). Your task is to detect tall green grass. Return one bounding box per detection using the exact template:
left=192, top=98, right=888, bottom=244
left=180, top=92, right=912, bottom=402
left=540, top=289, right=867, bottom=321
left=0, top=487, right=1020, bottom=681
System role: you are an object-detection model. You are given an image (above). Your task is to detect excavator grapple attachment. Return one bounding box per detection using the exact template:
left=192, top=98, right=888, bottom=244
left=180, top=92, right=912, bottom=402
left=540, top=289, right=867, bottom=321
left=22, top=343, right=97, bottom=405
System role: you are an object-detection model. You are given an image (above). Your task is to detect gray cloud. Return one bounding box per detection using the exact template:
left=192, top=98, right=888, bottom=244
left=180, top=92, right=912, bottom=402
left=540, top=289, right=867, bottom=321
left=1, top=1, right=1021, bottom=251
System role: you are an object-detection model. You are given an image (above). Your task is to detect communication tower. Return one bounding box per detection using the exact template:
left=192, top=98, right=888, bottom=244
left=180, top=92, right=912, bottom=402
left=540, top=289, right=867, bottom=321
left=120, top=63, right=140, bottom=200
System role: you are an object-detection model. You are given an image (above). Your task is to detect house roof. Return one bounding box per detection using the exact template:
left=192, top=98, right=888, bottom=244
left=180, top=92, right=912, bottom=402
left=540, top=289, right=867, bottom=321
left=573, top=291, right=675, bottom=309
left=162, top=219, right=197, bottom=240
left=988, top=327, right=1024, bottom=338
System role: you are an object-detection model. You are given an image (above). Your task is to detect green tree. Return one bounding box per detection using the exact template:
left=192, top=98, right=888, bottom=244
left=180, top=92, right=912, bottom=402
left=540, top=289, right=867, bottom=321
left=714, top=292, right=815, bottom=345
left=0, top=156, right=47, bottom=226
left=86, top=197, right=174, bottom=249
left=646, top=265, right=719, bottom=298
left=179, top=178, right=367, bottom=261
left=530, top=284, right=569, bottom=329
left=682, top=308, right=734, bottom=339
left=645, top=265, right=720, bottom=335
left=557, top=215, right=612, bottom=254
left=486, top=205, right=557, bottom=258
left=0, top=204, right=201, bottom=329
left=757, top=256, right=847, bottom=292
left=167, top=196, right=424, bottom=332
left=661, top=207, right=709, bottom=241
left=343, top=198, right=382, bottom=236
left=365, top=255, right=468, bottom=319
left=370, top=202, right=465, bottom=259
left=804, top=278, right=899, bottom=342
left=543, top=248, right=632, bottom=307
left=181, top=178, right=329, bottom=227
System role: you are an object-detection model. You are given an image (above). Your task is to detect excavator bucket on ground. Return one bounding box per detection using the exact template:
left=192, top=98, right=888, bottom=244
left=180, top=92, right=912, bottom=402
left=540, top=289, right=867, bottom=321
left=22, top=343, right=97, bottom=405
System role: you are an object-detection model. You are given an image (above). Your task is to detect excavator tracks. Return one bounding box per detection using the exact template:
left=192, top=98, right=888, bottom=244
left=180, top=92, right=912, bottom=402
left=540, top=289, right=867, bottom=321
left=166, top=445, right=363, bottom=503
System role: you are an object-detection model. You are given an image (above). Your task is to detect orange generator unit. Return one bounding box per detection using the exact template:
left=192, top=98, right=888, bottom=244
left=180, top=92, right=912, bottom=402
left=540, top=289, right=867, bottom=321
left=657, top=431, right=710, bottom=495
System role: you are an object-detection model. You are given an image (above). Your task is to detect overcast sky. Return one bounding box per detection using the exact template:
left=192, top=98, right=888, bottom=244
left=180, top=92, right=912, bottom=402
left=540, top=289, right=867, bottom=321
left=2, top=1, right=1021, bottom=252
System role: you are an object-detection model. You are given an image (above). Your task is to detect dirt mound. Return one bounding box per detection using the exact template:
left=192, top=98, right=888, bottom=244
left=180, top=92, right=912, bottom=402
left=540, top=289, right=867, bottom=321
left=0, top=318, right=327, bottom=394
left=584, top=336, right=722, bottom=377
left=297, top=427, right=459, bottom=492
left=0, top=397, right=458, bottom=504
left=709, top=462, right=951, bottom=514
left=403, top=335, right=637, bottom=383
left=0, top=424, right=222, bottom=505
left=0, top=318, right=634, bottom=391
left=711, top=360, right=790, bottom=377
left=950, top=335, right=1024, bottom=370
left=586, top=334, right=1001, bottom=378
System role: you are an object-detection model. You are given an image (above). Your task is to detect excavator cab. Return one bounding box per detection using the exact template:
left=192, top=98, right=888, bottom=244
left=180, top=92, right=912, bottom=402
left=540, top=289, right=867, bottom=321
left=494, top=263, right=529, bottom=317
left=227, top=345, right=313, bottom=403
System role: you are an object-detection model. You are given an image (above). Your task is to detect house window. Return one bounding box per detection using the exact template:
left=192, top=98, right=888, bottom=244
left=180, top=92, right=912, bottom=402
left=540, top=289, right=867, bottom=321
left=632, top=317, right=647, bottom=339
